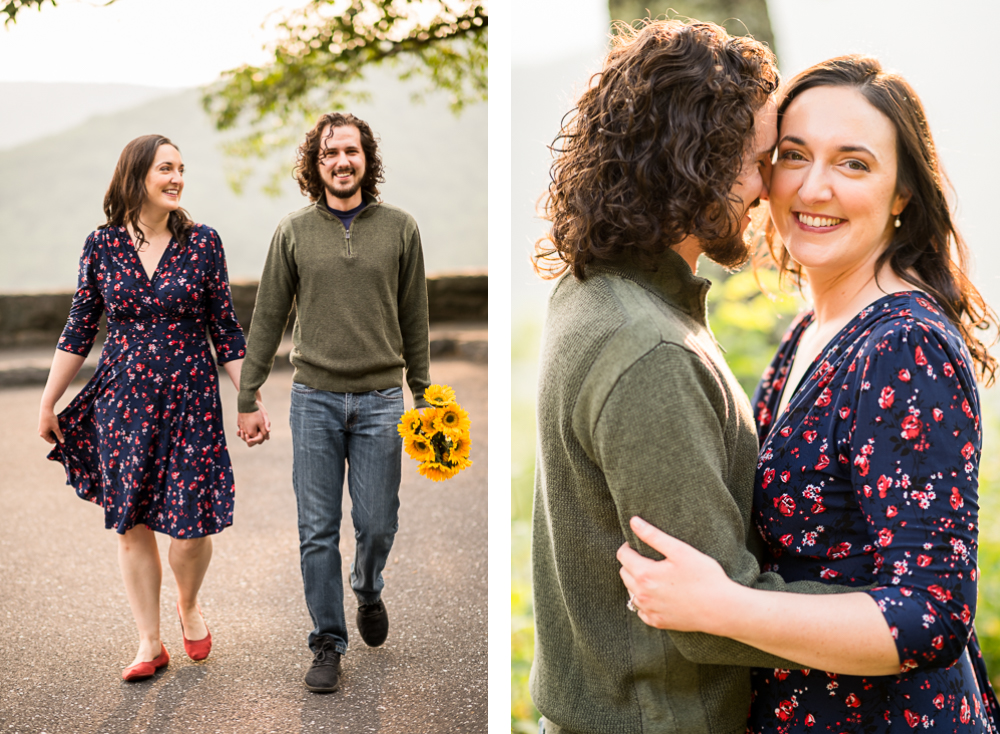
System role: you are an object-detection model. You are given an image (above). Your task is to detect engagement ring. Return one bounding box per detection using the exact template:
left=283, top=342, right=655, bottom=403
left=627, top=593, right=638, bottom=613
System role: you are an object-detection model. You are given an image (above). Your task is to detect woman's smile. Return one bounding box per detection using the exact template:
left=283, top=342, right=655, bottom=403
left=793, top=211, right=845, bottom=231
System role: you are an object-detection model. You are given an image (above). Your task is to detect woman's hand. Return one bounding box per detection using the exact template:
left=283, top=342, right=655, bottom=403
left=617, top=516, right=736, bottom=634
left=37, top=349, right=86, bottom=445
left=38, top=407, right=64, bottom=445
left=236, top=394, right=271, bottom=447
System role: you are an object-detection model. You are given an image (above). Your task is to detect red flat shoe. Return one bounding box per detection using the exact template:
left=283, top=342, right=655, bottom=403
left=122, top=643, right=169, bottom=682
left=177, top=601, right=212, bottom=661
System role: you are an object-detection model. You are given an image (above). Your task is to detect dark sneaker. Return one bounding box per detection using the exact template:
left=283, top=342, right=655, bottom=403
left=304, top=637, right=342, bottom=693
left=357, top=600, right=389, bottom=647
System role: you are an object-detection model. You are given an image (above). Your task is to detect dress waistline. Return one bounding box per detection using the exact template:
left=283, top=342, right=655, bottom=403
left=107, top=316, right=204, bottom=338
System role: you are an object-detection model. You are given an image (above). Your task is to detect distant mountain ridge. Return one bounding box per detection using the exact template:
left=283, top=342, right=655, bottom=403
left=0, top=82, right=180, bottom=151
left=0, top=76, right=486, bottom=292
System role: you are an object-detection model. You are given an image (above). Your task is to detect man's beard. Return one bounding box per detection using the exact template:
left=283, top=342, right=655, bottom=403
left=700, top=200, right=760, bottom=271
left=700, top=231, right=752, bottom=271
left=325, top=172, right=362, bottom=201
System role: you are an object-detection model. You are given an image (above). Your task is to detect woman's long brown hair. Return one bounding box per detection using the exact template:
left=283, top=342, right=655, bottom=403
left=99, top=134, right=194, bottom=250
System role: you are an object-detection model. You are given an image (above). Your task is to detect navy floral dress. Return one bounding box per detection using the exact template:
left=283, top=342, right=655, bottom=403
left=748, top=292, right=999, bottom=733
left=48, top=225, right=246, bottom=538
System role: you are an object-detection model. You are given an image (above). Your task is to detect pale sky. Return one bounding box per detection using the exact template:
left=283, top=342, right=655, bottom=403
left=0, top=0, right=312, bottom=87
left=511, top=0, right=607, bottom=66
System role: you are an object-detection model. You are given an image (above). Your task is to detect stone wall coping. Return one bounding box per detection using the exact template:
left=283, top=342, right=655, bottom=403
left=0, top=270, right=487, bottom=348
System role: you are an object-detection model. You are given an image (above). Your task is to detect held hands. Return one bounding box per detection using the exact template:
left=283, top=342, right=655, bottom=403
left=617, top=516, right=736, bottom=634
left=38, top=407, right=64, bottom=445
left=237, top=397, right=272, bottom=447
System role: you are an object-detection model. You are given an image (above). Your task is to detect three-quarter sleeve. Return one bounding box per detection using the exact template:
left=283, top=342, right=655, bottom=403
left=58, top=233, right=105, bottom=357
left=203, top=228, right=246, bottom=364
left=849, top=322, right=981, bottom=672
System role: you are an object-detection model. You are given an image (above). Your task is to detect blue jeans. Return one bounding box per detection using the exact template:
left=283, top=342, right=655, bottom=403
left=289, top=383, right=404, bottom=654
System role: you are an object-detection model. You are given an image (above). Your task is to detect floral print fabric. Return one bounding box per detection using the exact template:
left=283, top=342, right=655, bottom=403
left=48, top=225, right=246, bottom=538
left=748, top=292, right=998, bottom=733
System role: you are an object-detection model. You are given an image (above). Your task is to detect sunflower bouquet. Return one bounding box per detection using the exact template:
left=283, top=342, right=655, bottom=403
left=397, top=384, right=472, bottom=481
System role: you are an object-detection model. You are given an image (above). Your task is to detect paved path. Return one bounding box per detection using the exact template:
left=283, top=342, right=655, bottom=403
left=0, top=358, right=487, bottom=734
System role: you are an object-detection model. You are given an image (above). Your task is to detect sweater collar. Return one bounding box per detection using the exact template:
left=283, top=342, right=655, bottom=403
left=588, top=247, right=713, bottom=325
left=313, top=191, right=379, bottom=220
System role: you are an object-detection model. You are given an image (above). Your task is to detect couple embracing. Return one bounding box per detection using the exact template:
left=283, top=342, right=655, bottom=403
left=532, top=18, right=999, bottom=733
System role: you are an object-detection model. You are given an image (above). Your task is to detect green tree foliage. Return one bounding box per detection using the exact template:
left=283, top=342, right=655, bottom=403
left=2, top=0, right=119, bottom=26
left=702, top=262, right=803, bottom=395
left=511, top=317, right=542, bottom=732
left=609, top=0, right=774, bottom=49
left=973, top=408, right=1000, bottom=689
left=201, top=0, right=487, bottom=190
left=3, top=0, right=55, bottom=25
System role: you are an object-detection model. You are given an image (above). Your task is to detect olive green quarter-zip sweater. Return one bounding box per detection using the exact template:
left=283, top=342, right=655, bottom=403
left=238, top=194, right=430, bottom=412
left=530, top=249, right=856, bottom=734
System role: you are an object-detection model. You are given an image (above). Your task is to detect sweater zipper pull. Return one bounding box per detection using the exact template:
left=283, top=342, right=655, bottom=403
left=345, top=227, right=352, bottom=255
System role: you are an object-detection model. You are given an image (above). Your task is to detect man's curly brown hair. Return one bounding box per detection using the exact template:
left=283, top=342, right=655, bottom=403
left=534, top=19, right=779, bottom=280
left=294, top=112, right=384, bottom=202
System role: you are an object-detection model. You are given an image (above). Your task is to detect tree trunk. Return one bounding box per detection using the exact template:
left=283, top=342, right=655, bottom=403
left=608, top=0, right=775, bottom=51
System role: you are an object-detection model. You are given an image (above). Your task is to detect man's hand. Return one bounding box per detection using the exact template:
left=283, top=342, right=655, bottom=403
left=237, top=402, right=272, bottom=447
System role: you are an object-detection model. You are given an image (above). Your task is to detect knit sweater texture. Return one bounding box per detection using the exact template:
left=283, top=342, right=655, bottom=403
left=530, top=250, right=855, bottom=734
left=238, top=194, right=430, bottom=412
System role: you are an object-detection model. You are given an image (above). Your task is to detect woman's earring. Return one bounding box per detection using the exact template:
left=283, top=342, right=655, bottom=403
left=894, top=216, right=902, bottom=228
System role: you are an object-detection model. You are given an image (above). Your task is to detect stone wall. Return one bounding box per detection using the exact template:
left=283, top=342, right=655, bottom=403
left=0, top=271, right=487, bottom=348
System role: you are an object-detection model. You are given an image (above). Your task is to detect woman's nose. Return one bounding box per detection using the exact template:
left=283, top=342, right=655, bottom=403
left=797, top=164, right=833, bottom=204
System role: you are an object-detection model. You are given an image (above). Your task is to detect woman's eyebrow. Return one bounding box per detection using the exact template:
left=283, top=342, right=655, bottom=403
left=778, top=134, right=806, bottom=147
left=837, top=144, right=877, bottom=158
left=778, top=134, right=877, bottom=159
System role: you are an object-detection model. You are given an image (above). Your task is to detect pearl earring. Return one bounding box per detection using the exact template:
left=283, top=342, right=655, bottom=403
left=894, top=216, right=901, bottom=228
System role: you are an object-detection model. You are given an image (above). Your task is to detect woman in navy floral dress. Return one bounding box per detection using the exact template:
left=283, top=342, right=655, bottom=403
left=37, top=135, right=270, bottom=681
left=618, top=57, right=999, bottom=731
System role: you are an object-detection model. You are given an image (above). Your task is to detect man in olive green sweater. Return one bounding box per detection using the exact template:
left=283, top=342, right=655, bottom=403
left=531, top=21, right=853, bottom=734
left=238, top=113, right=429, bottom=694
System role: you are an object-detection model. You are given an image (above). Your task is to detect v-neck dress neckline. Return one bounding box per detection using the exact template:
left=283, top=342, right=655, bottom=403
left=126, top=229, right=175, bottom=283
left=769, top=290, right=930, bottom=437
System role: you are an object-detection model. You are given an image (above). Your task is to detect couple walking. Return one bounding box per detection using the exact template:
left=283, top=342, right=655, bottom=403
left=532, top=18, right=999, bottom=734
left=37, top=112, right=431, bottom=693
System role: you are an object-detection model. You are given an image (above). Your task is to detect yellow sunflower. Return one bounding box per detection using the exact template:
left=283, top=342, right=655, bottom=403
left=418, top=461, right=460, bottom=482
left=419, top=408, right=437, bottom=435
left=423, top=384, right=457, bottom=408
left=397, top=408, right=423, bottom=439
left=443, top=450, right=473, bottom=471
left=403, top=434, right=435, bottom=462
left=449, top=433, right=472, bottom=458
left=432, top=404, right=471, bottom=437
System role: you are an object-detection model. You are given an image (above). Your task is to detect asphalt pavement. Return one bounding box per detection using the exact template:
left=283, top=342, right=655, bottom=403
left=0, top=355, right=487, bottom=734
